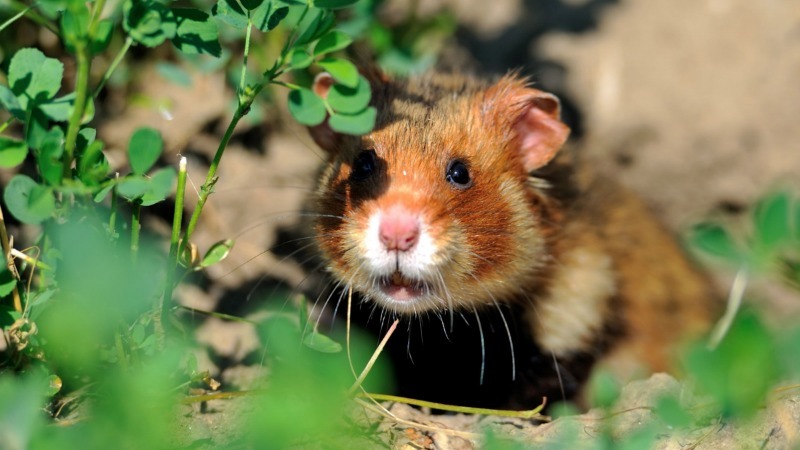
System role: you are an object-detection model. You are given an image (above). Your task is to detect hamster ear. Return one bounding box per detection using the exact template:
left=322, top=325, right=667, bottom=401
left=308, top=73, right=339, bottom=153
left=513, top=90, right=571, bottom=172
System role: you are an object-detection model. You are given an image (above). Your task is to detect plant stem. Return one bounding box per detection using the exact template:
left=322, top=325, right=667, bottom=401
left=3, top=0, right=58, bottom=35
left=94, top=37, right=132, bottom=98
left=130, top=201, right=141, bottom=261
left=10, top=248, right=53, bottom=272
left=0, top=205, right=22, bottom=313
left=114, top=329, right=128, bottom=371
left=63, top=46, right=91, bottom=179
left=157, top=157, right=187, bottom=344
left=238, top=21, right=253, bottom=96
left=0, top=116, right=14, bottom=134
left=88, top=0, right=107, bottom=33
left=0, top=4, right=31, bottom=33
left=181, top=84, right=269, bottom=251
left=108, top=179, right=118, bottom=237
left=182, top=105, right=242, bottom=249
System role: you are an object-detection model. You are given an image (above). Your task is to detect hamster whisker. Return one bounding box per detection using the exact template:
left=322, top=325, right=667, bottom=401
left=472, top=306, right=487, bottom=386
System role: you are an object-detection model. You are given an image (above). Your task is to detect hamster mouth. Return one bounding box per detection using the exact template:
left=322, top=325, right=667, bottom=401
left=377, top=271, right=428, bottom=302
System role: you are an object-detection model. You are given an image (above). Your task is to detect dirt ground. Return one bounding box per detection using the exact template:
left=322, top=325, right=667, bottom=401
left=95, top=0, right=800, bottom=447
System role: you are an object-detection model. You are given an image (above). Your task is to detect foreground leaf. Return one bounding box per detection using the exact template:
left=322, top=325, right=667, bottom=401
left=7, top=48, right=63, bottom=110
left=313, top=0, right=358, bottom=10
left=287, top=88, right=327, bottom=126
left=303, top=331, right=343, bottom=353
left=0, top=137, right=28, bottom=168
left=201, top=239, right=234, bottom=267
left=317, top=57, right=358, bottom=87
left=327, top=75, right=371, bottom=114
left=328, top=107, right=376, bottom=135
left=140, top=167, right=176, bottom=206
left=172, top=8, right=222, bottom=57
left=313, top=30, right=352, bottom=56
left=688, top=222, right=743, bottom=264
left=125, top=0, right=177, bottom=47
left=128, top=127, right=163, bottom=175
left=0, top=253, right=16, bottom=297
left=4, top=175, right=56, bottom=224
left=753, top=190, right=793, bottom=255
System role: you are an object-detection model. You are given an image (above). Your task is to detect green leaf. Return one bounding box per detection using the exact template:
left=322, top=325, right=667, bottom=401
left=288, top=48, right=313, bottom=69
left=753, top=191, right=793, bottom=255
left=0, top=136, right=28, bottom=168
left=77, top=127, right=97, bottom=148
left=38, top=93, right=96, bottom=124
left=688, top=222, right=742, bottom=264
left=327, top=75, right=370, bottom=114
left=172, top=8, right=221, bottom=57
left=38, top=93, right=75, bottom=122
left=293, top=8, right=325, bottom=46
left=140, top=167, right=176, bottom=206
left=265, top=5, right=289, bottom=31
left=317, top=57, right=358, bottom=87
left=0, top=253, right=16, bottom=298
left=77, top=140, right=109, bottom=185
left=328, top=107, right=376, bottom=135
left=313, top=0, right=358, bottom=10
left=302, top=331, right=342, bottom=353
left=24, top=109, right=50, bottom=150
left=200, top=239, right=234, bottom=267
left=117, top=176, right=150, bottom=200
left=36, top=128, right=64, bottom=186
left=61, top=5, right=90, bottom=53
left=128, top=127, right=163, bottom=175
left=212, top=0, right=248, bottom=30
left=91, top=19, right=115, bottom=54
left=654, top=395, right=692, bottom=428
left=240, top=0, right=264, bottom=10
left=685, top=311, right=778, bottom=418
left=124, top=0, right=177, bottom=47
left=4, top=175, right=56, bottom=224
left=94, top=184, right=115, bottom=203
left=313, top=30, right=352, bottom=56
left=0, top=85, right=25, bottom=120
left=46, top=375, right=63, bottom=397
left=8, top=48, right=64, bottom=110
left=248, top=2, right=269, bottom=31
left=287, top=88, right=327, bottom=126
left=588, top=370, right=620, bottom=409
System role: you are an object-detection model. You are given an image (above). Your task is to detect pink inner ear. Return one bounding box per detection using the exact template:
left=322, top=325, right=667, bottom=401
left=515, top=97, right=571, bottom=172
left=309, top=73, right=339, bottom=153
left=313, top=73, right=335, bottom=99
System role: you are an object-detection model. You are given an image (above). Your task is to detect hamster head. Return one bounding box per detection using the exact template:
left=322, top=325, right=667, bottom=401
left=309, top=72, right=570, bottom=315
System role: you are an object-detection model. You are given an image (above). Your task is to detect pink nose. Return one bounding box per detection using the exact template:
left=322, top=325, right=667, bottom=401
left=379, top=207, right=420, bottom=252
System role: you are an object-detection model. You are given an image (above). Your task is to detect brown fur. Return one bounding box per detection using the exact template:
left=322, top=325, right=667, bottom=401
left=310, top=71, right=717, bottom=402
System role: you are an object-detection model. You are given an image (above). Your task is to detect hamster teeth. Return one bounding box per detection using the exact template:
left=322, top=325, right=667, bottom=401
left=390, top=271, right=412, bottom=287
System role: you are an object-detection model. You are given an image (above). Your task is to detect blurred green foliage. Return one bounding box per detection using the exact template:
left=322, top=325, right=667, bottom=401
left=0, top=0, right=433, bottom=446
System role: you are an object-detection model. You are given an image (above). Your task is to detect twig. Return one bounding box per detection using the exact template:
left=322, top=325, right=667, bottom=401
left=347, top=319, right=399, bottom=395
left=354, top=398, right=481, bottom=441
left=358, top=392, right=547, bottom=420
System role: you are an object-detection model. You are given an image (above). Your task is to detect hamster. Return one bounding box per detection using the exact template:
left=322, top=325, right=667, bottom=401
left=305, top=70, right=717, bottom=408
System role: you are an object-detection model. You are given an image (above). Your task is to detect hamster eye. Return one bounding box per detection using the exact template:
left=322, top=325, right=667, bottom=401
left=445, top=159, right=472, bottom=189
left=350, top=150, right=377, bottom=181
